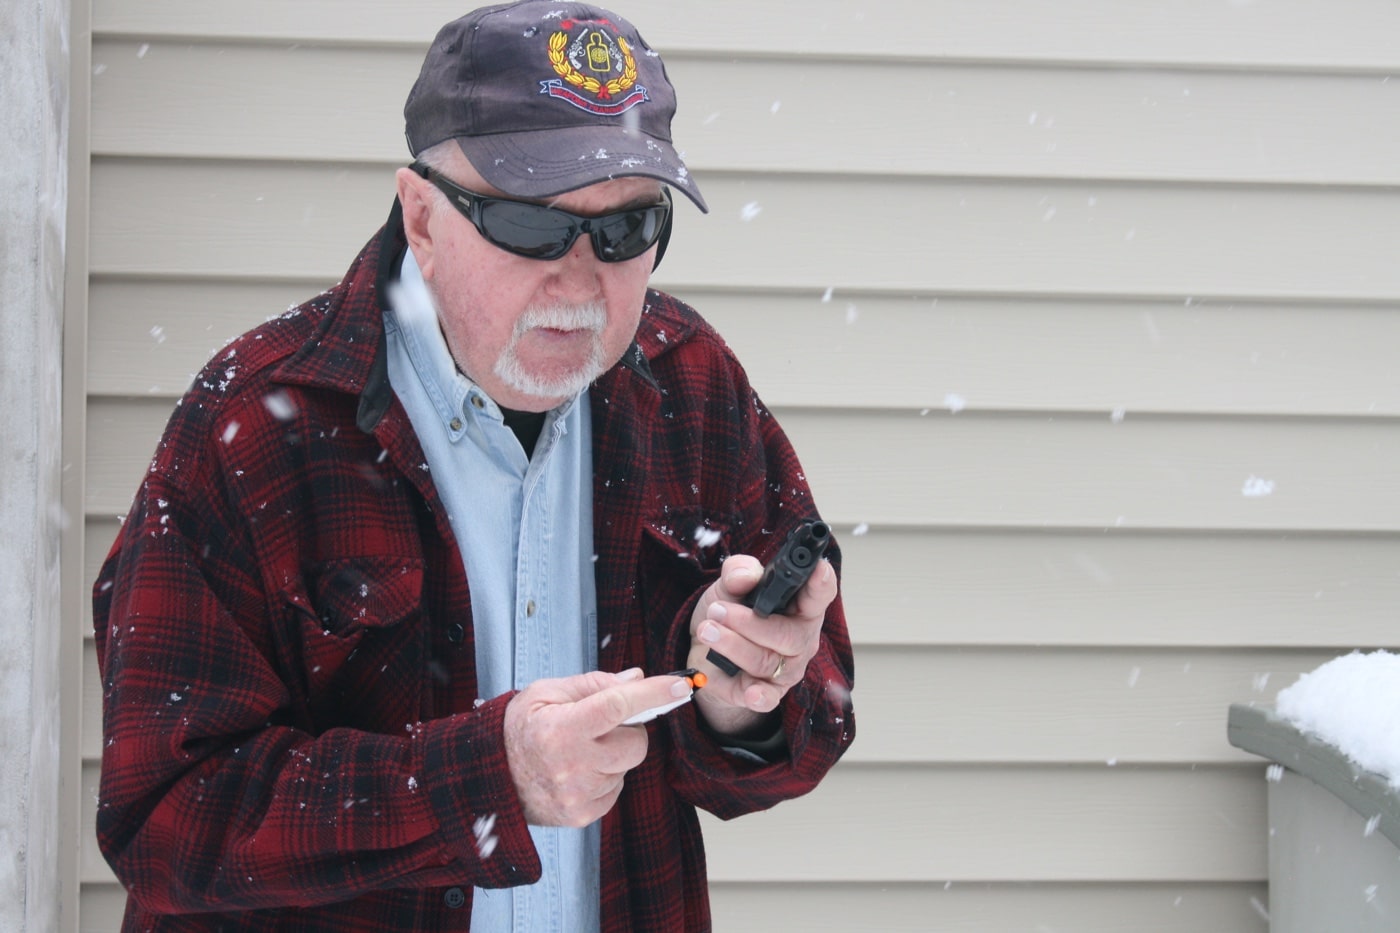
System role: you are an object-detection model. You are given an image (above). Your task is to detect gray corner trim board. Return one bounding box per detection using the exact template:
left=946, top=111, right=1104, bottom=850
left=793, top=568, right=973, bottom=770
left=1228, top=703, right=1400, bottom=851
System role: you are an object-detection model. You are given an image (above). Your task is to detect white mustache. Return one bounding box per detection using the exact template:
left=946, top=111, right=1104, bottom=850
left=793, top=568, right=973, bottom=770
left=515, top=303, right=607, bottom=335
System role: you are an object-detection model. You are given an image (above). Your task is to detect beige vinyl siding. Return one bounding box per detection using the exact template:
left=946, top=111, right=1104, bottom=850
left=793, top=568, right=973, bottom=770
left=73, top=1, right=1399, bottom=929
left=86, top=0, right=1400, bottom=69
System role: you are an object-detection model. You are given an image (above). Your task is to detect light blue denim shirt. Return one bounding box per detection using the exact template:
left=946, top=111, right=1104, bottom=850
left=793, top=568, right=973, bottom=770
left=384, top=249, right=599, bottom=933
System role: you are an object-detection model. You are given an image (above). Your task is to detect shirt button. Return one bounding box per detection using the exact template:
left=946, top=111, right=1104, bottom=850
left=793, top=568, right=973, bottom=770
left=525, top=599, right=537, bottom=617
left=444, top=887, right=466, bottom=909
left=447, top=622, right=465, bottom=644
left=471, top=396, right=486, bottom=410
left=449, top=417, right=463, bottom=431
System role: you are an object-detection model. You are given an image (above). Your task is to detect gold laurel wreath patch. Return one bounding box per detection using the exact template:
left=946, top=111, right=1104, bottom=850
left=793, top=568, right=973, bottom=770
left=548, top=31, right=638, bottom=97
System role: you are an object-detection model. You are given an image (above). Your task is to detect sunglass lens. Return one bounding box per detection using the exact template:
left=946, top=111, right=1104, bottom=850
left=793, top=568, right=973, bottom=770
left=593, top=207, right=667, bottom=262
left=478, top=202, right=577, bottom=259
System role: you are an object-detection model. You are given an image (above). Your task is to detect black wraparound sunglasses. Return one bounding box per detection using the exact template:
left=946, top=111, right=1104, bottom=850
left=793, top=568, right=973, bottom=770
left=412, top=162, right=672, bottom=263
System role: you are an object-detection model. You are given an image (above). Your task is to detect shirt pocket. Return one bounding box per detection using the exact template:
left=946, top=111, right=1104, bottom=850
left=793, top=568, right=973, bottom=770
left=282, top=556, right=425, bottom=707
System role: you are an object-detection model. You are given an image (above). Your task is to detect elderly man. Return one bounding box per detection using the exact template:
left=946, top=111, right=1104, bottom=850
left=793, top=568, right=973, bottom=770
left=93, top=2, right=854, bottom=930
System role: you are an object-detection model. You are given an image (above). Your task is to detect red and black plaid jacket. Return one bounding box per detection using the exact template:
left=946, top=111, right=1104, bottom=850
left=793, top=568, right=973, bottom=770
left=93, top=203, right=855, bottom=931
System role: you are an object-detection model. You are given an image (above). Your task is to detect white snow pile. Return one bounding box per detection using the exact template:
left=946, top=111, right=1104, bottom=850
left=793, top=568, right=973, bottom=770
left=1274, top=650, right=1400, bottom=790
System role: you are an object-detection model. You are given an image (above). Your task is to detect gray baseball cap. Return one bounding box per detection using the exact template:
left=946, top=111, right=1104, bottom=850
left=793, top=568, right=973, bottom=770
left=404, top=1, right=707, bottom=212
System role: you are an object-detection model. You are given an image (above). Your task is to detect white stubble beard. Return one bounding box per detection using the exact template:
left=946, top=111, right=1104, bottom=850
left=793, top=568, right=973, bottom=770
left=493, top=302, right=610, bottom=402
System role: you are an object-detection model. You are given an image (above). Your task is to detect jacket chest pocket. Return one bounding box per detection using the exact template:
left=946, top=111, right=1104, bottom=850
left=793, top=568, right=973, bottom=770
left=282, top=556, right=426, bottom=731
left=637, top=509, right=735, bottom=662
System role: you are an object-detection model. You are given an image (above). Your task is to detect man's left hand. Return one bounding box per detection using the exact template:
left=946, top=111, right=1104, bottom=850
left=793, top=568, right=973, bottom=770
left=685, top=554, right=838, bottom=737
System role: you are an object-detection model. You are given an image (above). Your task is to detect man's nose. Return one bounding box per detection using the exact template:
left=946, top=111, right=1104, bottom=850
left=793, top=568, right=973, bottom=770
left=544, top=234, right=603, bottom=301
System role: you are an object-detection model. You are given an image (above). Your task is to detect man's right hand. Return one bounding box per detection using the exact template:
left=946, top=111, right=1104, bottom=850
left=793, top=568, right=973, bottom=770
left=502, top=669, right=694, bottom=827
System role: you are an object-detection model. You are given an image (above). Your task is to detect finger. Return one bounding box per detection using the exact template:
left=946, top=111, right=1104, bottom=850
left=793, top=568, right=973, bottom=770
left=786, top=557, right=839, bottom=622
left=591, top=726, right=650, bottom=776
left=696, top=606, right=789, bottom=682
left=550, top=774, right=628, bottom=830
left=521, top=668, right=646, bottom=711
left=699, top=666, right=786, bottom=713
left=741, top=679, right=786, bottom=714
left=710, top=555, right=763, bottom=605
left=576, top=674, right=695, bottom=736
left=582, top=774, right=628, bottom=824
left=703, top=595, right=818, bottom=665
left=689, top=555, right=762, bottom=646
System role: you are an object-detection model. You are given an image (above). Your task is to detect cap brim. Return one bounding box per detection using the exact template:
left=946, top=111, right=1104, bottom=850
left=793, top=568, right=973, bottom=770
left=456, top=126, right=708, bottom=213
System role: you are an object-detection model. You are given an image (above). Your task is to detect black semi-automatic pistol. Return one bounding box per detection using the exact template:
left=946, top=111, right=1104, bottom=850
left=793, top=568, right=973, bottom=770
left=706, top=520, right=832, bottom=677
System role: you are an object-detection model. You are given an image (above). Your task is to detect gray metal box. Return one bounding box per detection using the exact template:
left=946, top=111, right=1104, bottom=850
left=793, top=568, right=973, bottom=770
left=1229, top=704, right=1400, bottom=930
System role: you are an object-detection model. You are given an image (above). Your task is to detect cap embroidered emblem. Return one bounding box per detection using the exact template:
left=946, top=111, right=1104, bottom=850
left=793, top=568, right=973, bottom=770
left=541, top=19, right=649, bottom=116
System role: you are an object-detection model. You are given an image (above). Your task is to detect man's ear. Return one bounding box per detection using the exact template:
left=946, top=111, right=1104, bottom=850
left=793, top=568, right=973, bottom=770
left=395, top=165, right=436, bottom=279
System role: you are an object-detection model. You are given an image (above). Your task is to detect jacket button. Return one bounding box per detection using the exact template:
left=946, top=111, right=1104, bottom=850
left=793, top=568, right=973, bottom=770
left=447, top=623, right=465, bottom=644
left=444, top=887, right=466, bottom=909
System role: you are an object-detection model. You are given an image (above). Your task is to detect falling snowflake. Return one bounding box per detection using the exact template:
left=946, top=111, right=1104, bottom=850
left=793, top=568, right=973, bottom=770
left=693, top=526, right=722, bottom=549
left=263, top=390, right=298, bottom=421
left=474, top=813, right=500, bottom=858
left=1242, top=476, right=1276, bottom=498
